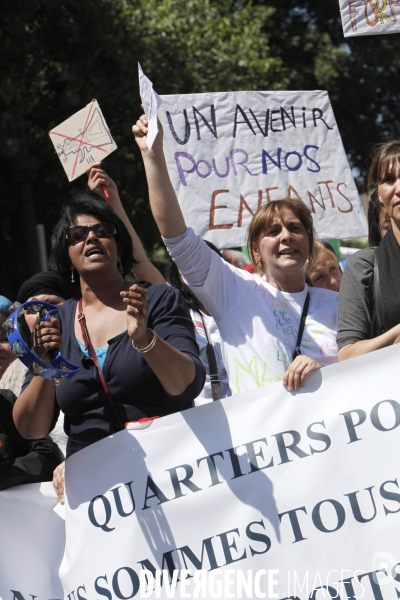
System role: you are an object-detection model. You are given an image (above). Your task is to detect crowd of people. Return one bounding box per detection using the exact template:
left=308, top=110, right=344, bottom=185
left=0, top=114, right=398, bottom=501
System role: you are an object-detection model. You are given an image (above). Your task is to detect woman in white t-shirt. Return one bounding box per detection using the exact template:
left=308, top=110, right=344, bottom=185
left=133, top=115, right=338, bottom=396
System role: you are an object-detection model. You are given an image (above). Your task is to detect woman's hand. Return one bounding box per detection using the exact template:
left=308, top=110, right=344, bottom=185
left=283, top=355, right=322, bottom=392
left=121, top=284, right=150, bottom=345
left=31, top=317, right=62, bottom=363
left=132, top=113, right=164, bottom=156
left=121, top=283, right=197, bottom=395
left=132, top=114, right=151, bottom=154
left=53, top=461, right=65, bottom=504
left=86, top=163, right=118, bottom=202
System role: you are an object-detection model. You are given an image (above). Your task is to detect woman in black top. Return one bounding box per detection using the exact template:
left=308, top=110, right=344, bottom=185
left=14, top=193, right=205, bottom=457
left=338, top=140, right=400, bottom=359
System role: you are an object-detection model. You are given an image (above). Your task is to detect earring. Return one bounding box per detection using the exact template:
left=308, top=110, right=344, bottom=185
left=71, top=269, right=75, bottom=283
left=118, top=261, right=124, bottom=275
left=257, top=261, right=263, bottom=271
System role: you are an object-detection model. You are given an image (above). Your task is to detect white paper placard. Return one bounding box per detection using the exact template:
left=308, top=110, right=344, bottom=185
left=159, top=91, right=367, bottom=248
left=139, top=63, right=162, bottom=149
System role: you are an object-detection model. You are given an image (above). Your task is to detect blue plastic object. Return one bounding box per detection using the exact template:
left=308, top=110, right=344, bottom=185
left=2, top=300, right=80, bottom=386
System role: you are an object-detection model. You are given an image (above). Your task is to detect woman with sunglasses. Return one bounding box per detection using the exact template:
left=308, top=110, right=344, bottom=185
left=133, top=115, right=338, bottom=395
left=13, top=193, right=205, bottom=458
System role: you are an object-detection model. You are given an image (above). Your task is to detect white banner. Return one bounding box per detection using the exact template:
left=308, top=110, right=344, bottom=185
left=59, top=345, right=400, bottom=598
left=159, top=90, right=367, bottom=248
left=339, top=0, right=400, bottom=37
left=0, top=482, right=65, bottom=599
left=2, top=345, right=400, bottom=598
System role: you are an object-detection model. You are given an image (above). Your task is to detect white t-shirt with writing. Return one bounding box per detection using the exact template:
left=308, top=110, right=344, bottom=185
left=164, top=228, right=338, bottom=396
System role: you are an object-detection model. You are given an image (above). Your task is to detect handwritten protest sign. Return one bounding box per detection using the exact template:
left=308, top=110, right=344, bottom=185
left=159, top=91, right=367, bottom=248
left=49, top=99, right=117, bottom=181
left=339, top=0, right=400, bottom=37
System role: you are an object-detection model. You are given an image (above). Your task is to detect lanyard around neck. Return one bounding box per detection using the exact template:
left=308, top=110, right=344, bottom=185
left=292, top=291, right=310, bottom=361
left=77, top=298, right=124, bottom=431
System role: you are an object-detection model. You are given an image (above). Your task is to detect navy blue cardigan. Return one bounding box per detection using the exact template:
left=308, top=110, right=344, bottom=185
left=23, top=283, right=205, bottom=457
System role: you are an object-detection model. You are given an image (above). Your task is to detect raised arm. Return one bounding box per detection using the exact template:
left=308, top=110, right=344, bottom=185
left=132, top=114, right=241, bottom=320
left=132, top=115, right=187, bottom=239
left=87, top=163, right=166, bottom=284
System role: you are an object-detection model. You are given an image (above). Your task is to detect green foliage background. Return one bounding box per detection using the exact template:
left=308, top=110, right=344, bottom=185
left=1, top=0, right=399, bottom=297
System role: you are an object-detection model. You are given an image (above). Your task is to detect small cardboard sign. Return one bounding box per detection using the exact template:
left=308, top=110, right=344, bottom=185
left=49, top=99, right=117, bottom=181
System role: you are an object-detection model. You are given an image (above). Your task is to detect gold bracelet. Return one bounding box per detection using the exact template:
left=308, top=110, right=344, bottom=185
left=132, top=329, right=157, bottom=354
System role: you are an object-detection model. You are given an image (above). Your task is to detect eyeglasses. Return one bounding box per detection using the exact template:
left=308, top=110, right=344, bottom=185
left=66, top=223, right=116, bottom=245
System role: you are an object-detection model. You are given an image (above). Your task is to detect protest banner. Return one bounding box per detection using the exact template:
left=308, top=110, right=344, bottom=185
left=339, top=0, right=400, bottom=37
left=2, top=345, right=400, bottom=598
left=0, top=482, right=65, bottom=598
left=158, top=90, right=367, bottom=248
left=49, top=99, right=117, bottom=182
left=54, top=344, right=400, bottom=598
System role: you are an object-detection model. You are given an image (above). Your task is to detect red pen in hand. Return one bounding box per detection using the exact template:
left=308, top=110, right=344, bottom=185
left=101, top=185, right=110, bottom=199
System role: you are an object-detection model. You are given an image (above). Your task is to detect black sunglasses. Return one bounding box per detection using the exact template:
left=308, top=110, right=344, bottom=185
left=66, top=222, right=116, bottom=245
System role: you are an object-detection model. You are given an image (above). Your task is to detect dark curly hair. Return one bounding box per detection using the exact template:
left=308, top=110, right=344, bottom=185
left=48, top=192, right=135, bottom=282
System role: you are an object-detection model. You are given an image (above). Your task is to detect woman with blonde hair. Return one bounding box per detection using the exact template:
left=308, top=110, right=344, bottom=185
left=133, top=115, right=339, bottom=394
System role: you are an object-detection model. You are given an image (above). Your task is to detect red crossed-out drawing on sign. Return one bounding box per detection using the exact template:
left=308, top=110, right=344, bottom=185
left=49, top=101, right=111, bottom=180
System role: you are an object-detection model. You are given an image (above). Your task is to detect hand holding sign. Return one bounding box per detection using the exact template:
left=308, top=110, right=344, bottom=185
left=132, top=113, right=151, bottom=153
left=86, top=162, right=119, bottom=201
left=132, top=112, right=187, bottom=240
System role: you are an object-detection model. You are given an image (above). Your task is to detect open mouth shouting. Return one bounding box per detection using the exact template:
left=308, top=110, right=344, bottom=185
left=85, top=246, right=104, bottom=259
